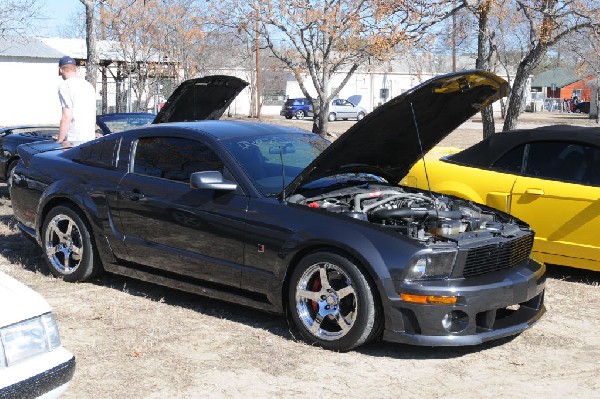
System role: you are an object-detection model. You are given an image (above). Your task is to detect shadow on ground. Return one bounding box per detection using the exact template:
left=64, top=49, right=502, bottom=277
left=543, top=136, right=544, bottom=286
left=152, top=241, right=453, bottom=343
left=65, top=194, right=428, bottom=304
left=546, top=264, right=600, bottom=285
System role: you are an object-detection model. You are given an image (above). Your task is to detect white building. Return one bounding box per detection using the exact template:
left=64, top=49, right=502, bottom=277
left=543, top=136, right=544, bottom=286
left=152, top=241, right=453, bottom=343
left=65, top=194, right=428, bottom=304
left=1, top=36, right=517, bottom=126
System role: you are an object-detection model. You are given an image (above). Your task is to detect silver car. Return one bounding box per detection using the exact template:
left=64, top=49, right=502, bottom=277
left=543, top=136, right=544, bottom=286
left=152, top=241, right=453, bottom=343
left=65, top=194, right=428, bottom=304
left=328, top=98, right=367, bottom=121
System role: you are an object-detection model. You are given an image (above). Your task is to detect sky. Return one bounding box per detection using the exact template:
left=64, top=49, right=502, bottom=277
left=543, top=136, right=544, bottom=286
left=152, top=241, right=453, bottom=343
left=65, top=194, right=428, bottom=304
left=32, top=0, right=83, bottom=37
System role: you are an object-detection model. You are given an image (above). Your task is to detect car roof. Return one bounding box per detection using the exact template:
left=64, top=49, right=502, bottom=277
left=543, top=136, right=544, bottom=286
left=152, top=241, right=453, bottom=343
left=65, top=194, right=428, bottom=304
left=130, top=120, right=314, bottom=141
left=449, top=125, right=600, bottom=167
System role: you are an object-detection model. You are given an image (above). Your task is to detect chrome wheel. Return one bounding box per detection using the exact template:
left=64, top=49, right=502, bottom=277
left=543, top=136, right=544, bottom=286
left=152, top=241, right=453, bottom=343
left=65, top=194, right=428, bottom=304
left=289, top=252, right=381, bottom=350
left=294, top=261, right=358, bottom=341
left=6, top=162, right=16, bottom=197
left=44, top=214, right=84, bottom=275
left=295, top=109, right=306, bottom=119
left=328, top=112, right=336, bottom=122
left=42, top=206, right=101, bottom=281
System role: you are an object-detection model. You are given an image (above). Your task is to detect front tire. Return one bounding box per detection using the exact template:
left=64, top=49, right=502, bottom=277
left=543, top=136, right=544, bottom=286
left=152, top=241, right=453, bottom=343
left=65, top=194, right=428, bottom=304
left=357, top=112, right=365, bottom=121
left=328, top=112, right=336, bottom=122
left=287, top=251, right=381, bottom=351
left=41, top=205, right=102, bottom=282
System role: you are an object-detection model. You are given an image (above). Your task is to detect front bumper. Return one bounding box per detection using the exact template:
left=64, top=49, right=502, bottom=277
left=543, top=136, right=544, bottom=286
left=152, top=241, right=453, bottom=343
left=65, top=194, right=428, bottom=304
left=0, top=348, right=75, bottom=399
left=382, top=259, right=546, bottom=346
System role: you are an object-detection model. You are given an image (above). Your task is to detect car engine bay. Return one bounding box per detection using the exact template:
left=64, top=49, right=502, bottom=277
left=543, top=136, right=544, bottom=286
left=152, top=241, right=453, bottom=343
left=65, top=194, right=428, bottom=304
left=289, top=183, right=524, bottom=243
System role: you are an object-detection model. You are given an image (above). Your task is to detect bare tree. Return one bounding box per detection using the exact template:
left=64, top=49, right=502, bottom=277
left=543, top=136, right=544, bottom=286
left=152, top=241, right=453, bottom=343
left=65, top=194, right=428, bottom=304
left=79, top=0, right=100, bottom=87
left=102, top=0, right=210, bottom=111
left=467, top=0, right=499, bottom=138
left=220, top=0, right=459, bottom=137
left=502, top=0, right=600, bottom=131
left=0, top=0, right=40, bottom=38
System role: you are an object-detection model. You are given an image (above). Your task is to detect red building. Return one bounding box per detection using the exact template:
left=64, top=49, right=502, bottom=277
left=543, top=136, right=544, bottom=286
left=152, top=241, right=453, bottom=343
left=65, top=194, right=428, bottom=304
left=531, top=67, right=593, bottom=101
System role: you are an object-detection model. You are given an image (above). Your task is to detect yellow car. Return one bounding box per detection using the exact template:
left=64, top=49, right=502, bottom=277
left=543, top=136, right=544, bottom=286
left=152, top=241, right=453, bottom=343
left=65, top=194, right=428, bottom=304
left=402, top=125, right=600, bottom=271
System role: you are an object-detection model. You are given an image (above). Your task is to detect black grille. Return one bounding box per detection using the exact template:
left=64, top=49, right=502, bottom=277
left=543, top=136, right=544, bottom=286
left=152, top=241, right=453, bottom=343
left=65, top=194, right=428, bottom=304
left=463, top=234, right=534, bottom=277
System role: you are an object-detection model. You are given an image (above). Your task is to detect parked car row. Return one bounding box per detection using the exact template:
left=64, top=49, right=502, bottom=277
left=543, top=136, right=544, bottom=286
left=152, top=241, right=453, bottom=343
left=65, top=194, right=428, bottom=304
left=280, top=97, right=367, bottom=121
left=5, top=71, right=546, bottom=354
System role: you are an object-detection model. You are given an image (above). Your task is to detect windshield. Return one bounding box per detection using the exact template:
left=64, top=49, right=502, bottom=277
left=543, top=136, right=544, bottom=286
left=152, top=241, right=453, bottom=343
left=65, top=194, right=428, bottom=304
left=97, top=113, right=156, bottom=134
left=222, top=132, right=329, bottom=196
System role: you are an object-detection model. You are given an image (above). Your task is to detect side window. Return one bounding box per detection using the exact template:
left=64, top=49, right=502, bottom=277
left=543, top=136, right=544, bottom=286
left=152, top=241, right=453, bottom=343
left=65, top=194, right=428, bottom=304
left=491, top=144, right=525, bottom=174
left=77, top=136, right=121, bottom=169
left=133, top=137, right=224, bottom=183
left=524, top=141, right=600, bottom=185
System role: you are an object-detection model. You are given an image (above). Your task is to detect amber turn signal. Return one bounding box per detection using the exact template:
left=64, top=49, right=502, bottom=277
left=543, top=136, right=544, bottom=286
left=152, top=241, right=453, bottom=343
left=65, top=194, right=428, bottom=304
left=400, top=293, right=458, bottom=304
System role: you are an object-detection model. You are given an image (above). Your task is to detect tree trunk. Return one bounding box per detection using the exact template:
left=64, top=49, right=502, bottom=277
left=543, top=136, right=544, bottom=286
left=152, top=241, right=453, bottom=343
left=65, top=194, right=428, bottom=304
left=475, top=0, right=496, bottom=138
left=481, top=106, right=495, bottom=138
left=101, top=66, right=107, bottom=114
left=502, top=46, right=544, bottom=131
left=595, top=76, right=600, bottom=124
left=312, top=97, right=330, bottom=138
left=81, top=0, right=99, bottom=90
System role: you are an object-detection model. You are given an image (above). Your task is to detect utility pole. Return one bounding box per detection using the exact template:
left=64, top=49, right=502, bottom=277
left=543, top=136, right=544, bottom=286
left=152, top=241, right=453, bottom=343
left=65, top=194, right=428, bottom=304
left=255, top=19, right=261, bottom=119
left=452, top=1, right=457, bottom=72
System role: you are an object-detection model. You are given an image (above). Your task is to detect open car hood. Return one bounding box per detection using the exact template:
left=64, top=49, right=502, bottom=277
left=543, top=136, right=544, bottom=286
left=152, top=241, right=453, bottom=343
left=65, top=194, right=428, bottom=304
left=153, top=75, right=248, bottom=123
left=287, top=70, right=508, bottom=194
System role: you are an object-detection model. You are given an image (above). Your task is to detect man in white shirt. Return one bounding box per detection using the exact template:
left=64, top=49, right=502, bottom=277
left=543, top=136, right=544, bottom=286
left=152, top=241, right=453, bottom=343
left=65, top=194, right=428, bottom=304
left=57, top=56, right=97, bottom=146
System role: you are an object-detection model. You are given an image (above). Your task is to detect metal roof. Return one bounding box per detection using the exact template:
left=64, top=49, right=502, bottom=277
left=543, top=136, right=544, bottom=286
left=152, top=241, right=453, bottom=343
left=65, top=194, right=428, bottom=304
left=0, top=36, right=63, bottom=59
left=531, top=67, right=588, bottom=88
left=39, top=37, right=125, bottom=62
left=0, top=36, right=145, bottom=63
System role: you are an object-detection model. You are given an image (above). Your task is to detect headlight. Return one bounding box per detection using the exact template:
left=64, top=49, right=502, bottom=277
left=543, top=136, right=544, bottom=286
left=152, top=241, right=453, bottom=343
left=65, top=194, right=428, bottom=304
left=404, top=248, right=457, bottom=281
left=0, top=313, right=61, bottom=367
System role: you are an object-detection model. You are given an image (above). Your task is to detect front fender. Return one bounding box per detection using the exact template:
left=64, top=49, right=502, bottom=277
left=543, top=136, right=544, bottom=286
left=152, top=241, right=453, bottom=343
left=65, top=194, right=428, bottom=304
left=431, top=181, right=484, bottom=204
left=274, top=208, right=426, bottom=303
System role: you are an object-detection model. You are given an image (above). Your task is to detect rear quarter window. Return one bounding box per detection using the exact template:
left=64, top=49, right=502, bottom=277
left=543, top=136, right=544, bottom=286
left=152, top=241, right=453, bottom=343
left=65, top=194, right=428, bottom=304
left=77, top=137, right=121, bottom=169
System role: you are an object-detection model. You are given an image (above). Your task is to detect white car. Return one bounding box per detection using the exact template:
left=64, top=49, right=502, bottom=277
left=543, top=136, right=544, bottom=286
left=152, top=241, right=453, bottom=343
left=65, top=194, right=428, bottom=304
left=0, top=272, right=75, bottom=398
left=328, top=98, right=367, bottom=121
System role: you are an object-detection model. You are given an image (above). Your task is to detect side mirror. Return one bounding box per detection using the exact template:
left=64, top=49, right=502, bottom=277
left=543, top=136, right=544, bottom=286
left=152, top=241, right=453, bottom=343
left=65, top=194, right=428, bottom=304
left=190, top=171, right=237, bottom=191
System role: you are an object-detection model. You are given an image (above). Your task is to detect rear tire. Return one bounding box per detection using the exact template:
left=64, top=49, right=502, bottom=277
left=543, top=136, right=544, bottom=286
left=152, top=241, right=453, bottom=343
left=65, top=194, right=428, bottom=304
left=287, top=251, right=381, bottom=351
left=6, top=161, right=17, bottom=198
left=295, top=110, right=306, bottom=119
left=41, top=205, right=102, bottom=282
left=357, top=112, right=365, bottom=121
left=328, top=112, right=336, bottom=122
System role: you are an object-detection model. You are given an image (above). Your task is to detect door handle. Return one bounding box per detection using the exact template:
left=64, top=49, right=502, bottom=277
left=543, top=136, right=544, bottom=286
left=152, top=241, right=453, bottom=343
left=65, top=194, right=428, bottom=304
left=524, top=188, right=544, bottom=196
left=121, top=189, right=145, bottom=201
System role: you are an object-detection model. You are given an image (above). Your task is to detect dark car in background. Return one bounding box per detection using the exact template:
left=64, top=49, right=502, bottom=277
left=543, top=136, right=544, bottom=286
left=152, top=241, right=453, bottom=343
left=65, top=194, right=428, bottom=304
left=10, top=71, right=545, bottom=351
left=574, top=101, right=590, bottom=114
left=0, top=126, right=59, bottom=187
left=1, top=75, right=243, bottom=189
left=0, top=115, right=155, bottom=188
left=95, top=112, right=156, bottom=135
left=280, top=98, right=313, bottom=119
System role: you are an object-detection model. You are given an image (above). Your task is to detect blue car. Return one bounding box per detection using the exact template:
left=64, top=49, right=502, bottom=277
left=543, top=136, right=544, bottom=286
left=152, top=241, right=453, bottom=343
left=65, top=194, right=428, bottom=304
left=280, top=98, right=313, bottom=119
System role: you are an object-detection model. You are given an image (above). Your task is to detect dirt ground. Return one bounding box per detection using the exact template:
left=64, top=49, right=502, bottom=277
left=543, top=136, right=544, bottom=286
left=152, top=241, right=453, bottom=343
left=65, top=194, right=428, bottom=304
left=1, top=112, right=599, bottom=398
